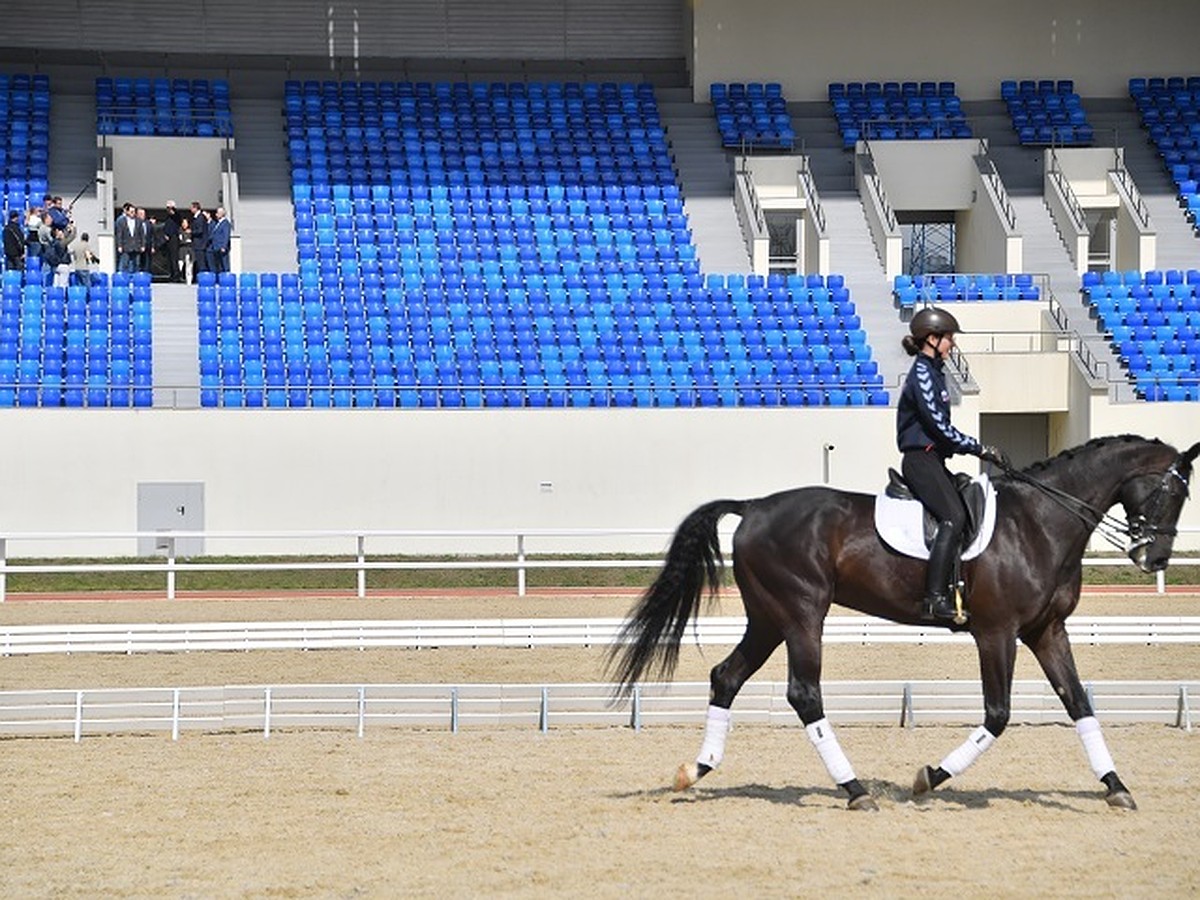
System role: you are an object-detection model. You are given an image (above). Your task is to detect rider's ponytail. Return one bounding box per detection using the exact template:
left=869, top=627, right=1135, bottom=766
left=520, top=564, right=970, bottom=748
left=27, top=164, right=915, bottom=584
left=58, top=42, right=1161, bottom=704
left=901, top=334, right=921, bottom=356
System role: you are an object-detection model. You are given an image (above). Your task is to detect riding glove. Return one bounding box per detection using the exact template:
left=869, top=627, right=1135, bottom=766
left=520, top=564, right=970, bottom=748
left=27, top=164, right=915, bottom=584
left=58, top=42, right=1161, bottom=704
left=980, top=445, right=1011, bottom=469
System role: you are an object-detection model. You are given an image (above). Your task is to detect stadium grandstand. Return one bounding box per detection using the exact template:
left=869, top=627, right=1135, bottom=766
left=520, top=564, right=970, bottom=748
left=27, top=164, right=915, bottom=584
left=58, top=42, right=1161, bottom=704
left=0, top=0, right=1196, bottom=555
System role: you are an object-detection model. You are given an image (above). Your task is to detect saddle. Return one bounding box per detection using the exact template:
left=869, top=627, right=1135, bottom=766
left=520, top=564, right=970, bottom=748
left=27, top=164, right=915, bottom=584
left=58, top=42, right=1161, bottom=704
left=874, top=470, right=997, bottom=561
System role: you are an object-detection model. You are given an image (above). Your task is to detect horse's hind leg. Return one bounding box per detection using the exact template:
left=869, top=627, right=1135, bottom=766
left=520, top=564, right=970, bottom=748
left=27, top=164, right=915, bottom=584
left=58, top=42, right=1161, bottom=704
left=674, top=618, right=780, bottom=791
left=785, top=631, right=878, bottom=811
left=1026, top=619, right=1137, bottom=810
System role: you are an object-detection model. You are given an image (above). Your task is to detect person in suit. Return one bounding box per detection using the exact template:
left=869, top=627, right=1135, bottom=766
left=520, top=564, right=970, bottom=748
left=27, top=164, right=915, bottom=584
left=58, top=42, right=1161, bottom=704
left=207, top=206, right=231, bottom=274
left=136, top=208, right=153, bottom=272
left=114, top=202, right=143, bottom=273
left=189, top=201, right=209, bottom=282
left=161, top=200, right=183, bottom=282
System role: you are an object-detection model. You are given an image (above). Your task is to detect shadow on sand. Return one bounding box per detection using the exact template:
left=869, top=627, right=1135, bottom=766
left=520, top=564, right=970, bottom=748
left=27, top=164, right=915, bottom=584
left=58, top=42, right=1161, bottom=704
left=612, top=778, right=1108, bottom=812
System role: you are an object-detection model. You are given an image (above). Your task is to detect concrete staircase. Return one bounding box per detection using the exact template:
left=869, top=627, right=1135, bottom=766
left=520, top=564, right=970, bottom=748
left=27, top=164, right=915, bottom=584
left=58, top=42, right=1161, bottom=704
left=48, top=93, right=104, bottom=241
left=150, top=283, right=199, bottom=408
left=657, top=88, right=751, bottom=273
left=228, top=97, right=298, bottom=274
left=821, top=195, right=909, bottom=391
left=1086, top=97, right=1200, bottom=271
left=790, top=101, right=856, bottom=195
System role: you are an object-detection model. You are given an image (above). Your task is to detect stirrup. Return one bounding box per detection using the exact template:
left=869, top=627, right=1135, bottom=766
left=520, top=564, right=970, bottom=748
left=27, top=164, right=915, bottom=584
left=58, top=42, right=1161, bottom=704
left=923, top=591, right=967, bottom=624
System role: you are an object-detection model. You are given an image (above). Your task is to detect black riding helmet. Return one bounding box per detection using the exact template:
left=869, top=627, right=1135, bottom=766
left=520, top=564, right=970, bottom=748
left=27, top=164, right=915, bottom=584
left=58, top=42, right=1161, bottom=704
left=909, top=306, right=963, bottom=342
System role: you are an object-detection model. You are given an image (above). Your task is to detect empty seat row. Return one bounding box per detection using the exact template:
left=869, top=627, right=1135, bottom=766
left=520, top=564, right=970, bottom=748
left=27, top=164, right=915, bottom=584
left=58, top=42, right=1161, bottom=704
left=830, top=80, right=970, bottom=148
left=96, top=76, right=232, bottom=137
left=893, top=273, right=1040, bottom=307
left=1001, top=78, right=1094, bottom=145
left=0, top=272, right=153, bottom=407
left=1131, top=74, right=1200, bottom=236
left=709, top=82, right=796, bottom=149
left=1, top=73, right=51, bottom=217
left=1082, top=271, right=1199, bottom=404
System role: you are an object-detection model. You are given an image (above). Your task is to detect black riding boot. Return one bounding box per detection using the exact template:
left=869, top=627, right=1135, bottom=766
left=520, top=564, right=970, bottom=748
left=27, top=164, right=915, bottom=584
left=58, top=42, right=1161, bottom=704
left=923, top=522, right=961, bottom=623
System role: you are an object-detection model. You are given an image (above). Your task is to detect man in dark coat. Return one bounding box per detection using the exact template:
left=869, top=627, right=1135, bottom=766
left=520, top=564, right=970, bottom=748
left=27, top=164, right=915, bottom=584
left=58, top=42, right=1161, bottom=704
left=189, top=201, right=209, bottom=282
left=3, top=211, right=24, bottom=271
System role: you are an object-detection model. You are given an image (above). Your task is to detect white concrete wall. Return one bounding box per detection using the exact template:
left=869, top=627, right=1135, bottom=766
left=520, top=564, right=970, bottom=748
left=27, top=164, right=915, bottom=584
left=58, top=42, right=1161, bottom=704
left=0, top=407, right=893, bottom=556
left=870, top=140, right=977, bottom=211
left=3, top=401, right=1195, bottom=557
left=108, top=137, right=224, bottom=212
left=692, top=0, right=1200, bottom=101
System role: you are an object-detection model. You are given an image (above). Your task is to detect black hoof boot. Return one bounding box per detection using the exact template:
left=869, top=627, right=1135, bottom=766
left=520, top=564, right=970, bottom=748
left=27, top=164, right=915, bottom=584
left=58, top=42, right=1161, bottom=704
left=1101, top=771, right=1137, bottom=810
left=842, top=778, right=879, bottom=811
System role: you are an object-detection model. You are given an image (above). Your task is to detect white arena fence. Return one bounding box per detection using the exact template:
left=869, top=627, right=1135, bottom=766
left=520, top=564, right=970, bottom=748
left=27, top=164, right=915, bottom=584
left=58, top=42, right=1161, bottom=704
left=4, top=615, right=1200, bottom=656
left=0, top=680, right=1193, bottom=742
left=0, top=526, right=1195, bottom=601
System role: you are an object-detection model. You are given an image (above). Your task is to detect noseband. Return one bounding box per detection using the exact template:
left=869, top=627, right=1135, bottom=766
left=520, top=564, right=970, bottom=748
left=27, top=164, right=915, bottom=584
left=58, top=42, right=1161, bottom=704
left=1126, top=462, right=1191, bottom=551
left=1004, top=456, right=1192, bottom=554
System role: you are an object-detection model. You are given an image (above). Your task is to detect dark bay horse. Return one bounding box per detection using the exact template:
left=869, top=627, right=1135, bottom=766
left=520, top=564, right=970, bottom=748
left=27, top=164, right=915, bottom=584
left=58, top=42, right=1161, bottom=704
left=609, top=435, right=1198, bottom=811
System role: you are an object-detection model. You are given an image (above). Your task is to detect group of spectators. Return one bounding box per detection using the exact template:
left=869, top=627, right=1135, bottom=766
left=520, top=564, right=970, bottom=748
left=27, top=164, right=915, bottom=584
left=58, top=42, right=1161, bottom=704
left=2, top=193, right=98, bottom=287
left=114, top=200, right=232, bottom=282
left=1, top=193, right=234, bottom=286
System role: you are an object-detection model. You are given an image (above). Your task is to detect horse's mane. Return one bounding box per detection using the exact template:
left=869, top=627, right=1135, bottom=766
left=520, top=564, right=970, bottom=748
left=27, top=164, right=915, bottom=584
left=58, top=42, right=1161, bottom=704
left=1015, top=434, right=1163, bottom=477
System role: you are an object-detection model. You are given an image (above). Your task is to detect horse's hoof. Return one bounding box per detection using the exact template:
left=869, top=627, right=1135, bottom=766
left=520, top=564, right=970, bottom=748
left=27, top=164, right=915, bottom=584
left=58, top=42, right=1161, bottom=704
left=673, top=763, right=699, bottom=792
left=1105, top=791, right=1138, bottom=811
left=847, top=794, right=879, bottom=812
left=912, top=765, right=935, bottom=797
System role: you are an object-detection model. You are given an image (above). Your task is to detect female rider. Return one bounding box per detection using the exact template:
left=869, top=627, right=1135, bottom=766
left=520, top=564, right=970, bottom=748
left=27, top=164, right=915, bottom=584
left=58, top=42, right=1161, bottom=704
left=897, top=307, right=1008, bottom=622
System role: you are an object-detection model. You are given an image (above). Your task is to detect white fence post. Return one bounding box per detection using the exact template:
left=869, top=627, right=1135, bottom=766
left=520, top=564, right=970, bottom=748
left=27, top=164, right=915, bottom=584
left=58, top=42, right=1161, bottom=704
left=539, top=686, right=549, bottom=733
left=263, top=687, right=272, bottom=740
left=73, top=690, right=83, bottom=743
left=630, top=685, right=641, bottom=732
left=517, top=533, right=526, bottom=597
left=166, top=536, right=176, bottom=601
left=357, top=686, right=366, bottom=738
left=1179, top=685, right=1192, bottom=732
left=356, top=535, right=366, bottom=599
left=450, top=687, right=459, bottom=733
left=171, top=688, right=180, bottom=741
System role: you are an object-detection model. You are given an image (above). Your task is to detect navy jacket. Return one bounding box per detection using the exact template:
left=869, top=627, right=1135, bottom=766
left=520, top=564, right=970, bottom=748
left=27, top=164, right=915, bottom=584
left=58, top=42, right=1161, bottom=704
left=896, top=355, right=981, bottom=459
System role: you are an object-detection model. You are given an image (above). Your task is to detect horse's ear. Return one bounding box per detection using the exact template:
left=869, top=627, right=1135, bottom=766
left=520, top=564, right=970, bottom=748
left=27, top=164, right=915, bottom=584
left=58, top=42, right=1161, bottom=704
left=1182, top=442, right=1200, bottom=465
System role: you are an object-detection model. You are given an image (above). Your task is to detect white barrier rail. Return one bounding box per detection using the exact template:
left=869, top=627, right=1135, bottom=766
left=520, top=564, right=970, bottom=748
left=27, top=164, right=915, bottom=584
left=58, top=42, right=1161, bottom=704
left=0, top=679, right=1193, bottom=741
left=0, top=526, right=1194, bottom=601
left=4, top=615, right=1200, bottom=656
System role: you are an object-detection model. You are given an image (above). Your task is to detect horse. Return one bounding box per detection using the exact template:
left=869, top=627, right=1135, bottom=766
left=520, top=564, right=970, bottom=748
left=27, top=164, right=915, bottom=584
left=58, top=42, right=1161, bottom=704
left=608, top=435, right=1198, bottom=811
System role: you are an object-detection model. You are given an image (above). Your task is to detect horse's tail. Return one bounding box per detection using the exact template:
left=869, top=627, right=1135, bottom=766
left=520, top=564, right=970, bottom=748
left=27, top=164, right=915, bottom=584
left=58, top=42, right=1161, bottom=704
left=607, top=498, right=747, bottom=699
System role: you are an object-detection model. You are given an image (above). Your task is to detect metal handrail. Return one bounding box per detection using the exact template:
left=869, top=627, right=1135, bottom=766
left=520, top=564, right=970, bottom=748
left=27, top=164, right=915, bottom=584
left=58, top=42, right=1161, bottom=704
left=1111, top=147, right=1151, bottom=229
left=859, top=140, right=897, bottom=231
left=797, top=155, right=826, bottom=233
left=1048, top=147, right=1087, bottom=232
left=736, top=166, right=767, bottom=234
left=975, top=139, right=1017, bottom=231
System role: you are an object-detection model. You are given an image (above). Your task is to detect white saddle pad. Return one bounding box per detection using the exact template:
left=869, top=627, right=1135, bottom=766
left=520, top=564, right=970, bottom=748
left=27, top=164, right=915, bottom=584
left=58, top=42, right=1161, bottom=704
left=873, top=473, right=997, bottom=561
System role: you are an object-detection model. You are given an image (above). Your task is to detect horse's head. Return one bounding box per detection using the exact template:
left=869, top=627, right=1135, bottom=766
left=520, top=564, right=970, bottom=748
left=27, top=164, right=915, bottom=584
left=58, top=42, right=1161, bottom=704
left=1122, top=441, right=1199, bottom=572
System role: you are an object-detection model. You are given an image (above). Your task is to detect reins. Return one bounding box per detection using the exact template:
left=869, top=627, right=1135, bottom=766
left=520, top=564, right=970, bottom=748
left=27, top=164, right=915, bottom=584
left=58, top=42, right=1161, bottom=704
left=997, top=464, right=1148, bottom=553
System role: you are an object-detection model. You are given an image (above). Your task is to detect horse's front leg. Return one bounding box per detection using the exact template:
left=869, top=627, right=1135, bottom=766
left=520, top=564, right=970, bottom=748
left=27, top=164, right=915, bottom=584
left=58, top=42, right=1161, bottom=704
left=785, top=633, right=878, bottom=811
left=1026, top=618, right=1137, bottom=810
left=913, top=629, right=1016, bottom=798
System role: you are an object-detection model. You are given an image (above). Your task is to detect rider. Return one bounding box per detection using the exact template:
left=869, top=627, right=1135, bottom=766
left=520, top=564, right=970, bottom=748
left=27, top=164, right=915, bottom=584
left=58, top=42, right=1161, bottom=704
left=897, top=307, right=1008, bottom=622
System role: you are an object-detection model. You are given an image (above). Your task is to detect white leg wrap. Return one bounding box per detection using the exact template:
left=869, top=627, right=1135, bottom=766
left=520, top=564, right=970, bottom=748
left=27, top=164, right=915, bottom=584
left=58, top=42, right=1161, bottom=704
left=939, top=725, right=997, bottom=777
left=1076, top=716, right=1115, bottom=779
left=696, top=705, right=732, bottom=769
left=805, top=718, right=856, bottom=785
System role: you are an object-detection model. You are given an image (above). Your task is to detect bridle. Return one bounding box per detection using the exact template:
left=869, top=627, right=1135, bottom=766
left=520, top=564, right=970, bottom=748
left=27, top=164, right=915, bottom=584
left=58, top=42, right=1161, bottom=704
left=1001, top=457, right=1192, bottom=555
